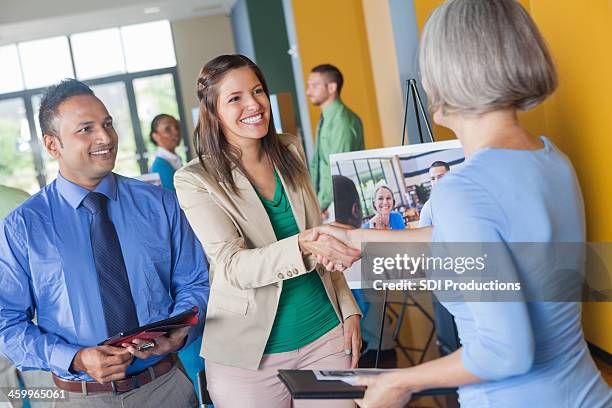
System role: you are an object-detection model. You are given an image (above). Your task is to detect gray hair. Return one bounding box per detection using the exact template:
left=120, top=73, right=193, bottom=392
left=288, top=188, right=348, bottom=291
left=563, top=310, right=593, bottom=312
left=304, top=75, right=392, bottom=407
left=419, top=0, right=557, bottom=115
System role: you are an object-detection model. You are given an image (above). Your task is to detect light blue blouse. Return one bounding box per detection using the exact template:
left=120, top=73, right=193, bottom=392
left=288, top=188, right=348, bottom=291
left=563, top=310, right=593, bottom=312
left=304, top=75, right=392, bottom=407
left=430, top=137, right=611, bottom=407
left=362, top=211, right=406, bottom=230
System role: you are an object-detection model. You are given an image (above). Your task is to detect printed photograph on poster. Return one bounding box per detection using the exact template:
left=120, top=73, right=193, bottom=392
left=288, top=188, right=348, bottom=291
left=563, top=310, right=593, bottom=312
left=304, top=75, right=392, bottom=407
left=329, top=140, right=464, bottom=288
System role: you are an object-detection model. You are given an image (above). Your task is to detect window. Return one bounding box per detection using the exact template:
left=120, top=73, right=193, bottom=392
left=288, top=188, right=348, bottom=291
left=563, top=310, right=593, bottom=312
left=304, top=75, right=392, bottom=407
left=0, top=99, right=38, bottom=192
left=90, top=83, right=140, bottom=177
left=19, top=37, right=74, bottom=89
left=71, top=28, right=125, bottom=80
left=0, top=45, right=25, bottom=94
left=133, top=74, right=185, bottom=162
left=0, top=20, right=189, bottom=191
left=121, top=21, right=176, bottom=72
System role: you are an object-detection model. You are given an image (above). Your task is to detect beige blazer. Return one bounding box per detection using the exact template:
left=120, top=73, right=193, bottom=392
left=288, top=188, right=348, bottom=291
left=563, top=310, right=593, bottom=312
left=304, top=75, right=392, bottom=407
left=174, top=134, right=360, bottom=370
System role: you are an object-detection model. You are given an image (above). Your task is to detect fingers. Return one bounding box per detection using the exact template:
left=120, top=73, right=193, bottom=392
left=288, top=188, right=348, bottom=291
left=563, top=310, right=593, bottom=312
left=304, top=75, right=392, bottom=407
left=125, top=337, right=161, bottom=359
left=320, top=234, right=360, bottom=257
left=316, top=225, right=349, bottom=244
left=318, top=252, right=352, bottom=272
left=99, top=345, right=131, bottom=355
left=98, top=368, right=129, bottom=384
left=104, top=351, right=133, bottom=367
left=313, top=233, right=362, bottom=270
left=354, top=399, right=365, bottom=408
left=94, top=346, right=132, bottom=366
left=123, top=338, right=149, bottom=347
left=343, top=325, right=352, bottom=353
left=351, top=331, right=360, bottom=369
left=125, top=346, right=155, bottom=360
left=333, top=263, right=347, bottom=272
left=352, top=376, right=374, bottom=387
left=168, top=326, right=190, bottom=340
left=326, top=245, right=360, bottom=266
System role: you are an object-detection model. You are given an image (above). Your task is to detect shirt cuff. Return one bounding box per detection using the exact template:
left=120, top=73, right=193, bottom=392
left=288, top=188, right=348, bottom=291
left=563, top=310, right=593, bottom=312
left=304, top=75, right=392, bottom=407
left=49, top=342, right=81, bottom=378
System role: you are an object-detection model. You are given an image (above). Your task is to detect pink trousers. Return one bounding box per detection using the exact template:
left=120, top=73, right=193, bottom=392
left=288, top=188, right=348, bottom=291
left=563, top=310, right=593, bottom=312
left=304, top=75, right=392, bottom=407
left=206, top=324, right=355, bottom=408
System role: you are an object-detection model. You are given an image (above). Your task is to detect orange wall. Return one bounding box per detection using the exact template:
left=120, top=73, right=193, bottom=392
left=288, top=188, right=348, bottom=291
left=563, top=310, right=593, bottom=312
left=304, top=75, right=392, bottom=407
left=414, top=0, right=612, bottom=352
left=528, top=0, right=612, bottom=353
left=291, top=0, right=382, bottom=149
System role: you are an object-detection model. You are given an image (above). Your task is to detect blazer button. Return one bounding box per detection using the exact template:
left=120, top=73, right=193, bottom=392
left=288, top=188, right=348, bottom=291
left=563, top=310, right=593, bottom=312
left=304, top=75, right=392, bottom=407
left=293, top=268, right=299, bottom=275
left=287, top=271, right=293, bottom=277
left=277, top=273, right=284, bottom=279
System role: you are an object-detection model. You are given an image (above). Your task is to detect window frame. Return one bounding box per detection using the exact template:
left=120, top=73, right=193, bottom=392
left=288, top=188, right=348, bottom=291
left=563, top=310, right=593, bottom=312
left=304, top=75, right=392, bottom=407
left=0, top=66, right=190, bottom=189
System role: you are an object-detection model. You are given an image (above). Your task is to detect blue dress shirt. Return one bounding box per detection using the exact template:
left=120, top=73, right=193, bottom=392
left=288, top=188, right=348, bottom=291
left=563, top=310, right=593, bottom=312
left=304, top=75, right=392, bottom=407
left=0, top=173, right=209, bottom=381
left=430, top=137, right=612, bottom=407
left=417, top=200, right=432, bottom=227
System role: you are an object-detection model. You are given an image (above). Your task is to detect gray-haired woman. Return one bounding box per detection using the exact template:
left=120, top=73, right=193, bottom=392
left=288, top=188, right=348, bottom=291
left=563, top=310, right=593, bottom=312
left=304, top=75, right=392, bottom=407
left=318, top=0, right=612, bottom=407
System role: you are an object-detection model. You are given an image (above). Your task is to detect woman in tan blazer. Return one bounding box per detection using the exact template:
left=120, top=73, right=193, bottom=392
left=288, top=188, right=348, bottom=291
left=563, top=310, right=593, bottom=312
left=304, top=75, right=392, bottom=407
left=174, top=54, right=362, bottom=408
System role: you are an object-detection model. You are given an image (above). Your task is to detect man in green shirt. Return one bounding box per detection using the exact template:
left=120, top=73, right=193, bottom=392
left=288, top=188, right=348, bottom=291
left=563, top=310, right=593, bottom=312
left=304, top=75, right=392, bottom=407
left=307, top=64, right=364, bottom=219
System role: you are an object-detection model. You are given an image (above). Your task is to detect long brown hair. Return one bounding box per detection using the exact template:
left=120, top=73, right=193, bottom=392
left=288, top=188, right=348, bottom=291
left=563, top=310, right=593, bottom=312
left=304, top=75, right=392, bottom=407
left=194, top=54, right=307, bottom=194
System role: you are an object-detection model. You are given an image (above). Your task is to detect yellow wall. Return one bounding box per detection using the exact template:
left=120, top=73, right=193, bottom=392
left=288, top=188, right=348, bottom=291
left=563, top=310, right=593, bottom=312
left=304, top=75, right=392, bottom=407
left=291, top=0, right=382, bottom=149
left=361, top=0, right=404, bottom=148
left=414, top=0, right=612, bottom=353
left=528, top=0, right=612, bottom=353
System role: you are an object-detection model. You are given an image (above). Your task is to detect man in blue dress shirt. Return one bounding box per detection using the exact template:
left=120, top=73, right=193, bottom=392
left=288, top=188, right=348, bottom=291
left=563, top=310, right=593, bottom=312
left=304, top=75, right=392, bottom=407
left=0, top=79, right=209, bottom=407
left=418, top=161, right=449, bottom=228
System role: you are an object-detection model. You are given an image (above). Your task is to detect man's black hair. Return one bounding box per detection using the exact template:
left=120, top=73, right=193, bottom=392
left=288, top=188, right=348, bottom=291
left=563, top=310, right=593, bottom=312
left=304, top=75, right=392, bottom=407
left=332, top=175, right=362, bottom=228
left=39, top=78, right=95, bottom=137
left=430, top=160, right=450, bottom=171
left=311, top=64, right=344, bottom=96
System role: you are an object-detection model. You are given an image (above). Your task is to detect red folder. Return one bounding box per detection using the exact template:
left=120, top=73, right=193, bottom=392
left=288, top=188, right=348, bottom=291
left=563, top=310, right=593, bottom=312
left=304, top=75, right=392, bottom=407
left=98, top=306, right=199, bottom=346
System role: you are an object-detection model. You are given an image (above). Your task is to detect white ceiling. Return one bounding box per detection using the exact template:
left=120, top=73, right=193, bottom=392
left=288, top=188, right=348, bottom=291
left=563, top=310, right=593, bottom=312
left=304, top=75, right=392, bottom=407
left=0, top=0, right=237, bottom=46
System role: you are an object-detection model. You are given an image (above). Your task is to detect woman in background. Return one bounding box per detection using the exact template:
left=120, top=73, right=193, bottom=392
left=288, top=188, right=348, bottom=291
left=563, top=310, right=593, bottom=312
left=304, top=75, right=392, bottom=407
left=359, top=184, right=405, bottom=367
left=150, top=113, right=182, bottom=190
left=175, top=54, right=361, bottom=408
left=149, top=113, right=204, bottom=397
left=363, top=186, right=405, bottom=230
left=319, top=0, right=612, bottom=407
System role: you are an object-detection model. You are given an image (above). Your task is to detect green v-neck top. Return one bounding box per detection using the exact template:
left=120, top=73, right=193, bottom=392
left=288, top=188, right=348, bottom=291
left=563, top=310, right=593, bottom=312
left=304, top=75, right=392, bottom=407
left=255, top=172, right=339, bottom=354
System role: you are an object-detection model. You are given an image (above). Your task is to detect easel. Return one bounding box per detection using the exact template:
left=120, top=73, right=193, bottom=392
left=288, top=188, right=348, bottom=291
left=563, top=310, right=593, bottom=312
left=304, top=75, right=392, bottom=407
left=374, top=79, right=437, bottom=367
left=401, top=79, right=435, bottom=145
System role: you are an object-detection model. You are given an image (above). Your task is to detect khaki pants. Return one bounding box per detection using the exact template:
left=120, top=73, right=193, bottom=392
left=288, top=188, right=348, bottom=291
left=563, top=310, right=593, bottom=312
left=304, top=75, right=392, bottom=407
left=52, top=365, right=196, bottom=408
left=206, top=324, right=354, bottom=408
left=0, top=356, right=20, bottom=408
left=0, top=356, right=56, bottom=408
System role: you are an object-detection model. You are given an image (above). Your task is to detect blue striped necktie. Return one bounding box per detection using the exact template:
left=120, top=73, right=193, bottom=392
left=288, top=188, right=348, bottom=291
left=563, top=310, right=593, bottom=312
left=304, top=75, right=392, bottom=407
left=82, top=192, right=139, bottom=337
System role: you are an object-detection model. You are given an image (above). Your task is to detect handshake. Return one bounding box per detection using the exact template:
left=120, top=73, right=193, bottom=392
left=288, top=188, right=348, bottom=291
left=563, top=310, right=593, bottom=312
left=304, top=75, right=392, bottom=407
left=298, top=223, right=362, bottom=272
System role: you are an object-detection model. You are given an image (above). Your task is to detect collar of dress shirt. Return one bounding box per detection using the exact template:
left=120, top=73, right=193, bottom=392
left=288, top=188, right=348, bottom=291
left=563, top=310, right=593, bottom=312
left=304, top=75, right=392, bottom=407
left=155, top=147, right=183, bottom=170
left=321, top=98, right=342, bottom=121
left=56, top=172, right=118, bottom=209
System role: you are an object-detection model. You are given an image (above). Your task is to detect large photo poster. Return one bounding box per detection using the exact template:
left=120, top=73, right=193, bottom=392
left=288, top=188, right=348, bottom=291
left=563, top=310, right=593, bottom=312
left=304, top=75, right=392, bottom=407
left=330, top=140, right=464, bottom=287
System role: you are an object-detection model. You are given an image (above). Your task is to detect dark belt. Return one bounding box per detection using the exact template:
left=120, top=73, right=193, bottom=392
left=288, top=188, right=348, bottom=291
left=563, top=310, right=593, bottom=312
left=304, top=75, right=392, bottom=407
left=52, top=353, right=177, bottom=395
